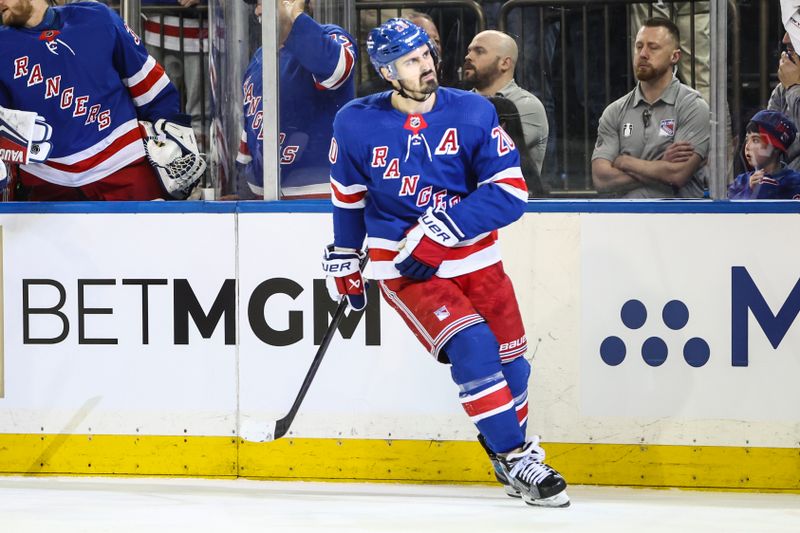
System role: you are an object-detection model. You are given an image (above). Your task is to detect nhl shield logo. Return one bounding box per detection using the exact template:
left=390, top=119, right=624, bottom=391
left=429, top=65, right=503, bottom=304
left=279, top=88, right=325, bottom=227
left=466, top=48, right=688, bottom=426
left=403, top=113, right=428, bottom=135
left=622, top=123, right=633, bottom=137
left=659, top=119, right=676, bottom=137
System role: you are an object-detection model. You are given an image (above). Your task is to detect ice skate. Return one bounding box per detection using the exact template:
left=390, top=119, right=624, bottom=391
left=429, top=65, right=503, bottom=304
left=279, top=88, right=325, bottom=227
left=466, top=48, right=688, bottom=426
left=478, top=434, right=521, bottom=498
left=497, top=437, right=570, bottom=508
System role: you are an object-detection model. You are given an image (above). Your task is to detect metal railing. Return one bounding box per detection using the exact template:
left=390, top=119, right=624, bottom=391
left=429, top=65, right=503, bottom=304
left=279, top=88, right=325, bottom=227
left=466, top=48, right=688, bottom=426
left=355, top=0, right=485, bottom=87
left=498, top=0, right=740, bottom=193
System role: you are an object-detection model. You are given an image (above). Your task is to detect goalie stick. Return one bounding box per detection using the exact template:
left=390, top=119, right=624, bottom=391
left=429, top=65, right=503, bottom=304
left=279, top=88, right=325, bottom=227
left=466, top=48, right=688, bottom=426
left=240, top=251, right=370, bottom=442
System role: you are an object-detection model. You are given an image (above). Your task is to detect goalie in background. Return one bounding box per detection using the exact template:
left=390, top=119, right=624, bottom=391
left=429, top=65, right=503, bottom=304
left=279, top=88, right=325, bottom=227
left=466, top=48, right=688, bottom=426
left=0, top=0, right=204, bottom=200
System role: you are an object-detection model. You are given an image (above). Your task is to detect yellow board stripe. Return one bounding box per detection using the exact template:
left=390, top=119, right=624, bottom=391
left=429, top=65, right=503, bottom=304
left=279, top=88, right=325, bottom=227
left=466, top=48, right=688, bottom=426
left=0, top=435, right=797, bottom=492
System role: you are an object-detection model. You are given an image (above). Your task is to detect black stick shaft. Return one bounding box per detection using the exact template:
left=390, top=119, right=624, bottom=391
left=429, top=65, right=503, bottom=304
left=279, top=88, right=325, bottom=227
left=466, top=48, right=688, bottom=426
left=272, top=253, right=369, bottom=440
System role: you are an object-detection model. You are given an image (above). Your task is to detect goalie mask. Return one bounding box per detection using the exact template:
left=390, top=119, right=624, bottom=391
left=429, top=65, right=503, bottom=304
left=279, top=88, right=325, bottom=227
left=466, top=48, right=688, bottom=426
left=140, top=118, right=206, bottom=200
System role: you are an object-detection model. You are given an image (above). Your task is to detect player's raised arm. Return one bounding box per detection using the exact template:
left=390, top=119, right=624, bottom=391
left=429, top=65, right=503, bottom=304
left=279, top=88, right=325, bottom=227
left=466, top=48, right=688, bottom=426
left=280, top=1, right=357, bottom=91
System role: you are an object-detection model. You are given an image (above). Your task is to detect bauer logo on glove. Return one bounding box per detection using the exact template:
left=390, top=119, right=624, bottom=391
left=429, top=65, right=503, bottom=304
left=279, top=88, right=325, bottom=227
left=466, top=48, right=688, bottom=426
left=140, top=118, right=206, bottom=200
left=322, top=245, right=368, bottom=311
left=0, top=107, right=53, bottom=164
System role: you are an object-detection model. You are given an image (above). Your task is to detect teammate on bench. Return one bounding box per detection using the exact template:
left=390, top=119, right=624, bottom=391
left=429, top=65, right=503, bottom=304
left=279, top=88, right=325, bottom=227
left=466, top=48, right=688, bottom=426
left=322, top=18, right=569, bottom=508
left=0, top=0, right=204, bottom=200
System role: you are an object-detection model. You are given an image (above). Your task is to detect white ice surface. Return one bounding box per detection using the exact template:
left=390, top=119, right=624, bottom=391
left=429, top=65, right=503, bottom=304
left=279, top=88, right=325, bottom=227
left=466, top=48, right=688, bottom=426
left=0, top=477, right=797, bottom=533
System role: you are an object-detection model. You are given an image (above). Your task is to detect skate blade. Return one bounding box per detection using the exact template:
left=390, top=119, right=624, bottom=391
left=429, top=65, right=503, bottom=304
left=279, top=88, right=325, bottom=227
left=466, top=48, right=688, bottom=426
left=522, top=490, right=570, bottom=508
left=503, top=485, right=522, bottom=498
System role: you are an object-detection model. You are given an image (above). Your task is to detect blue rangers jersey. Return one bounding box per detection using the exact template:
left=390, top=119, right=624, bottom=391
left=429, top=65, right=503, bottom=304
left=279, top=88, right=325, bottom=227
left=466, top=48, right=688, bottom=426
left=0, top=3, right=180, bottom=187
left=330, top=88, right=528, bottom=280
left=728, top=167, right=800, bottom=199
left=236, top=14, right=356, bottom=198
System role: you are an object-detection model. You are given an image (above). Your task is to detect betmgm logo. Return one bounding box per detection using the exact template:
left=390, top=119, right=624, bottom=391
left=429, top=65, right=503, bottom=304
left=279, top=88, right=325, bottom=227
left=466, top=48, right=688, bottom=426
left=597, top=266, right=800, bottom=368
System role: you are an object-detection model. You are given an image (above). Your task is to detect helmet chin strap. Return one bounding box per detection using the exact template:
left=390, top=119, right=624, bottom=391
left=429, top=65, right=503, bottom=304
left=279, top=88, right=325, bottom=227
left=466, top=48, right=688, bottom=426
left=394, top=79, right=435, bottom=103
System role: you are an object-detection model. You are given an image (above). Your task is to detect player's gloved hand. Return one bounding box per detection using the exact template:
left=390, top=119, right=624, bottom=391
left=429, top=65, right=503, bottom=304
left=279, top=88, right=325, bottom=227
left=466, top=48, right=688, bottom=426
left=395, top=207, right=463, bottom=280
left=0, top=107, right=52, bottom=164
left=28, top=115, right=53, bottom=163
left=140, top=115, right=206, bottom=200
left=322, top=245, right=367, bottom=311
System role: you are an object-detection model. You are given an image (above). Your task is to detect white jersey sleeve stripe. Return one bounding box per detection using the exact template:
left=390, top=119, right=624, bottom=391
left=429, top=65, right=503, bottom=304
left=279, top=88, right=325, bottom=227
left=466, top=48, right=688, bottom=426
left=478, top=166, right=524, bottom=186
left=314, top=43, right=355, bottom=90
left=131, top=73, right=171, bottom=107
left=123, top=55, right=156, bottom=88
left=496, top=181, right=529, bottom=202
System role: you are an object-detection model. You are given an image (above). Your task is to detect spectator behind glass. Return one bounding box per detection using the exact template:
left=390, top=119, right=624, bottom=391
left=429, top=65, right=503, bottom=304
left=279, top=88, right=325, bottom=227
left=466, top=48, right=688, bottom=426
left=236, top=0, right=357, bottom=198
left=0, top=0, right=192, bottom=200
left=768, top=32, right=800, bottom=171
left=141, top=0, right=209, bottom=148
left=463, top=30, right=549, bottom=179
left=728, top=110, right=800, bottom=200
left=488, top=96, right=545, bottom=197
left=630, top=2, right=710, bottom=102
left=591, top=17, right=710, bottom=198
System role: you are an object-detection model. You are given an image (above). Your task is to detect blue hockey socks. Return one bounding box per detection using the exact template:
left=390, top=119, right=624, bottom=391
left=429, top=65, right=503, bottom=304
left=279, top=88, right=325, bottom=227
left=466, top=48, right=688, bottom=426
left=444, top=323, right=526, bottom=453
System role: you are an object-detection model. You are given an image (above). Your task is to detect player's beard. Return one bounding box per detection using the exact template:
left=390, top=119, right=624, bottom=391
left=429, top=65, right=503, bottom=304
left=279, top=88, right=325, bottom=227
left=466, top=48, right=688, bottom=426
left=397, top=70, right=439, bottom=101
left=635, top=61, right=670, bottom=82
left=2, top=0, right=34, bottom=27
left=462, top=58, right=501, bottom=92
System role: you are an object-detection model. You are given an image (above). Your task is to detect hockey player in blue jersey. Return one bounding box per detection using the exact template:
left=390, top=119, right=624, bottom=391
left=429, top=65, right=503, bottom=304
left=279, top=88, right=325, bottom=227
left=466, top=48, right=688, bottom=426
left=322, top=18, right=569, bottom=508
left=236, top=0, right=356, bottom=198
left=728, top=110, right=800, bottom=200
left=0, top=0, right=204, bottom=200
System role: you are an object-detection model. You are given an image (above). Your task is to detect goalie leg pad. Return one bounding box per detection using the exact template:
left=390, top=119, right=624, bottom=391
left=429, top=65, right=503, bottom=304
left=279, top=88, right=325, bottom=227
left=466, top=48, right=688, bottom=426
left=445, top=323, right=526, bottom=454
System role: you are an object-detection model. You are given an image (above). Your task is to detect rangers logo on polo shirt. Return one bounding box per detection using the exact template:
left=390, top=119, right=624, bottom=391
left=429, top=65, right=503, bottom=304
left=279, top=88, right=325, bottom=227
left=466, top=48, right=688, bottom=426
left=659, top=119, right=676, bottom=137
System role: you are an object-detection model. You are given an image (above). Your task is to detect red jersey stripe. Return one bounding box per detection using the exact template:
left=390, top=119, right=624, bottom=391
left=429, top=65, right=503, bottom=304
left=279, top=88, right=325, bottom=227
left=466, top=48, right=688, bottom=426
left=45, top=128, right=142, bottom=173
left=128, top=62, right=167, bottom=99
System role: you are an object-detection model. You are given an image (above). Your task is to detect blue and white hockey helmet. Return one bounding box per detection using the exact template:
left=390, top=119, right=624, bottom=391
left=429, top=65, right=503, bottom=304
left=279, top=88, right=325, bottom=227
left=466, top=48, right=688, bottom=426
left=367, top=18, right=438, bottom=80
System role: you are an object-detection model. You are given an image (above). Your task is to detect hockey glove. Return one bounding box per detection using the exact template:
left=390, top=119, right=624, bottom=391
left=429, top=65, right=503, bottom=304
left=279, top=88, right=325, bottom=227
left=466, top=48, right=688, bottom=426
left=395, top=207, right=464, bottom=280
left=0, top=106, right=52, bottom=164
left=322, top=245, right=368, bottom=311
left=140, top=118, right=206, bottom=199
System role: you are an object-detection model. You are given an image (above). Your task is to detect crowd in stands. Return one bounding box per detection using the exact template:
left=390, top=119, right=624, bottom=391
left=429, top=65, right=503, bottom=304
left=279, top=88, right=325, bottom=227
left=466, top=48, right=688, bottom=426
left=1, top=0, right=799, bottom=201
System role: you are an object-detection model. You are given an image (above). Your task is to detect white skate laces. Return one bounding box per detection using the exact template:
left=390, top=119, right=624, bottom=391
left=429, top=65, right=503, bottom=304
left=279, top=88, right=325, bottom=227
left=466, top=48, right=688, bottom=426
left=499, top=436, right=570, bottom=508
left=505, top=438, right=552, bottom=487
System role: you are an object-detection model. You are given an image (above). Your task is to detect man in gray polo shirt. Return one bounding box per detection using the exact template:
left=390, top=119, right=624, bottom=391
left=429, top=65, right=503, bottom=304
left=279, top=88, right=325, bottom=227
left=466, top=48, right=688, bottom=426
left=592, top=17, right=710, bottom=198
left=464, top=30, right=549, bottom=177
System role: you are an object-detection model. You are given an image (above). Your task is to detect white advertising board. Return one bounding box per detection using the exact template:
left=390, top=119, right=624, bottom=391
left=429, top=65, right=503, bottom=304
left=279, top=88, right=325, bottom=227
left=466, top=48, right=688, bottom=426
left=0, top=208, right=795, bottom=449
left=0, top=213, right=238, bottom=436
left=580, top=214, right=800, bottom=422
left=237, top=213, right=472, bottom=440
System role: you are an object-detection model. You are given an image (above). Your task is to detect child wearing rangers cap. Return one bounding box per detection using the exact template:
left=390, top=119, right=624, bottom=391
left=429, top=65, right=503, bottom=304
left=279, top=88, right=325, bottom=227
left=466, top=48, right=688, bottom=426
left=728, top=109, right=800, bottom=199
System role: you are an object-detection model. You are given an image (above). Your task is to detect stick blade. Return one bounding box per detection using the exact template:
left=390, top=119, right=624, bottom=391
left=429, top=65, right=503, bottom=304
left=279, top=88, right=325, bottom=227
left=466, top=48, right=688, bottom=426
left=272, top=416, right=292, bottom=440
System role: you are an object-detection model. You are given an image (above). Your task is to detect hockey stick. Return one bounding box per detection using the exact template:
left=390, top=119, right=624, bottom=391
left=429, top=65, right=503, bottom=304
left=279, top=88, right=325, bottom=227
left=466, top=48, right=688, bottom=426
left=240, top=252, right=370, bottom=442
